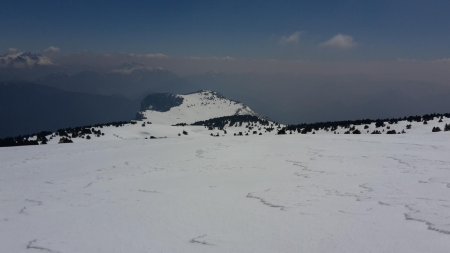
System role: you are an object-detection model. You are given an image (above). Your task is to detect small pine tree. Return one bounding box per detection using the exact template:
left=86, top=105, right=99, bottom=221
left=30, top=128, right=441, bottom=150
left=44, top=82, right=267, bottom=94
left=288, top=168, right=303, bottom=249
left=352, top=129, right=361, bottom=134
left=432, top=127, right=441, bottom=132
left=375, top=121, right=385, bottom=128
left=445, top=124, right=450, bottom=132
left=59, top=137, right=73, bottom=144
left=277, top=129, right=286, bottom=135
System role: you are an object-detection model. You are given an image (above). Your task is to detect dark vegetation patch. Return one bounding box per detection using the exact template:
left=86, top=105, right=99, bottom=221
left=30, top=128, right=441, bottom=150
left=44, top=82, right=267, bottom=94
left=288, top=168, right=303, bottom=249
left=191, top=115, right=271, bottom=130
left=0, top=121, right=132, bottom=147
left=283, top=113, right=450, bottom=135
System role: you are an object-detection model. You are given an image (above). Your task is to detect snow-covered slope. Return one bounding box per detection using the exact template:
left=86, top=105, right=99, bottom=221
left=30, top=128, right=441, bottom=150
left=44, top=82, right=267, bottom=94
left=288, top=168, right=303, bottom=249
left=1, top=134, right=450, bottom=252
left=140, top=90, right=257, bottom=125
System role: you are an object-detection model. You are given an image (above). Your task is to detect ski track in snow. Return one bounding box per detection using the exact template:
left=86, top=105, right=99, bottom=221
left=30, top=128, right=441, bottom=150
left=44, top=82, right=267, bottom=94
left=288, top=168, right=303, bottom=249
left=26, top=239, right=61, bottom=253
left=189, top=234, right=214, bottom=246
left=1, top=134, right=450, bottom=252
left=246, top=191, right=287, bottom=211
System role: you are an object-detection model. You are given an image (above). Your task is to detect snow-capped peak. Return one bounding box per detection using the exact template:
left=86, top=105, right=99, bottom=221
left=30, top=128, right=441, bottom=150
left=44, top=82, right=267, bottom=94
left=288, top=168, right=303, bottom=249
left=0, top=51, right=53, bottom=68
left=139, top=90, right=257, bottom=124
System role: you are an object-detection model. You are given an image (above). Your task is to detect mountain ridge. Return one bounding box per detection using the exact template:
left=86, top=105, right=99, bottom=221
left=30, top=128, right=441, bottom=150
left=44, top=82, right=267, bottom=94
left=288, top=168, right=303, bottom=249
left=1, top=90, right=449, bottom=147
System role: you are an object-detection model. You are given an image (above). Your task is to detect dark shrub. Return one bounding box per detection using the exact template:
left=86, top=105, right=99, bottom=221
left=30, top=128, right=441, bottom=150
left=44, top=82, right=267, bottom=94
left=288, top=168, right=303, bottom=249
left=375, top=121, right=385, bottom=128
left=59, top=137, right=73, bottom=144
left=277, top=129, right=286, bottom=135
left=432, top=127, right=441, bottom=132
left=445, top=124, right=450, bottom=131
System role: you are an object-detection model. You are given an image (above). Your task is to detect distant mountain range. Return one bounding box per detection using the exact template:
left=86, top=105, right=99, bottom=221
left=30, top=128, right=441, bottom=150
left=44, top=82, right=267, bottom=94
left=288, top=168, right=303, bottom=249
left=0, top=58, right=193, bottom=99
left=36, top=65, right=190, bottom=98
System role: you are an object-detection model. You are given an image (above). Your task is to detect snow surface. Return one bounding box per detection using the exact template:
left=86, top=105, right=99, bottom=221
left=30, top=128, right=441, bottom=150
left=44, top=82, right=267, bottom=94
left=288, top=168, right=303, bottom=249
left=1, top=134, right=450, bottom=253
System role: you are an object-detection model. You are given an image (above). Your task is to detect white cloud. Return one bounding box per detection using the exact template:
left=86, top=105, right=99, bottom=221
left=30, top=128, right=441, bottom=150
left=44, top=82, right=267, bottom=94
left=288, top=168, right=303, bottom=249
left=279, top=31, right=301, bottom=45
left=44, top=46, right=61, bottom=54
left=320, top=34, right=357, bottom=49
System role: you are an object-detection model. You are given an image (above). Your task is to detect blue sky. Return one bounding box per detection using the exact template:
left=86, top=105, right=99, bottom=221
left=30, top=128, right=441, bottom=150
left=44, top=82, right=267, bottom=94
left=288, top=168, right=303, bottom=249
left=1, top=0, right=450, bottom=60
